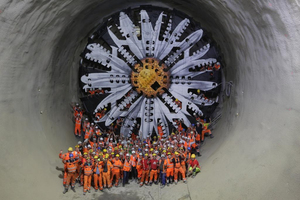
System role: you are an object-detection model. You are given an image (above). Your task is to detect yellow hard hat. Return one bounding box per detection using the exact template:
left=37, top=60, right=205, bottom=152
left=175, top=98, right=178, bottom=101
left=145, top=153, right=148, bottom=156
left=167, top=152, right=171, bottom=155
left=105, top=154, right=109, bottom=159
left=119, top=145, right=122, bottom=148
left=197, top=89, right=200, bottom=93
left=103, top=149, right=107, bottom=152
left=150, top=148, right=154, bottom=151
left=116, top=154, right=120, bottom=157
left=175, top=152, right=179, bottom=155
left=99, top=152, right=103, bottom=155
left=191, top=154, right=196, bottom=158
left=111, top=152, right=114, bottom=155
left=104, top=108, right=107, bottom=111
left=89, top=149, right=93, bottom=152
left=94, top=156, right=98, bottom=159
left=84, top=152, right=88, bottom=155
left=163, top=150, right=166, bottom=153
left=75, top=145, right=79, bottom=148
left=68, top=147, right=73, bottom=151
left=87, top=157, right=91, bottom=160
left=153, top=153, right=156, bottom=156
left=172, top=132, right=175, bottom=135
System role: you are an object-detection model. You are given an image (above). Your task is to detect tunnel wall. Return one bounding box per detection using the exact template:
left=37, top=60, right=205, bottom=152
left=0, top=0, right=300, bottom=200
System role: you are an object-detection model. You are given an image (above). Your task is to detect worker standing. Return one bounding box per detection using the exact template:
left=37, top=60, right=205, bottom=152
left=82, top=157, right=94, bottom=195
left=123, top=154, right=132, bottom=187
left=63, top=153, right=77, bottom=194
left=111, top=154, right=122, bottom=187
left=159, top=154, right=167, bottom=188
left=166, top=152, right=174, bottom=186
left=130, top=151, right=137, bottom=182
left=140, top=154, right=150, bottom=187
left=75, top=114, right=82, bottom=137
left=174, top=152, right=186, bottom=184
left=93, top=156, right=103, bottom=192
left=149, top=153, right=159, bottom=185
left=102, top=154, right=112, bottom=189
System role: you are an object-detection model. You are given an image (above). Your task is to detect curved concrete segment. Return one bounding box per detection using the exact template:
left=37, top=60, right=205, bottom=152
left=0, top=1, right=299, bottom=200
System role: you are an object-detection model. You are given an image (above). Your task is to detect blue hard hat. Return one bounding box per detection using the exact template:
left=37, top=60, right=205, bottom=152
left=143, top=141, right=147, bottom=144
left=187, top=147, right=191, bottom=150
left=98, top=147, right=101, bottom=150
left=138, top=148, right=141, bottom=151
left=182, top=129, right=185, bottom=131
left=192, top=124, right=195, bottom=126
left=69, top=153, right=74, bottom=157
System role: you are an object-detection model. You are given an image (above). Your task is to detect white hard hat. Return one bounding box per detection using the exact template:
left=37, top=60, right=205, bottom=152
left=161, top=154, right=165, bottom=157
left=139, top=153, right=142, bottom=155
left=85, top=118, right=88, bottom=120
left=132, top=151, right=135, bottom=154
left=91, top=123, right=94, bottom=125
left=145, top=144, right=149, bottom=146
left=78, top=141, right=82, bottom=144
left=100, top=137, right=103, bottom=140
left=145, top=149, right=148, bottom=152
left=88, top=144, right=91, bottom=148
left=126, top=153, right=130, bottom=157
left=110, top=138, right=113, bottom=140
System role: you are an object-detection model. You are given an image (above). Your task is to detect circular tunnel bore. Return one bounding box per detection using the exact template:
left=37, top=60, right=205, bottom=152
left=78, top=6, right=223, bottom=139
left=1, top=1, right=300, bottom=200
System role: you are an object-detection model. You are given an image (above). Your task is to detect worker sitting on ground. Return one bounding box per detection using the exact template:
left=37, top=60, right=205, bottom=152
left=201, top=118, right=214, bottom=142
left=187, top=154, right=201, bottom=178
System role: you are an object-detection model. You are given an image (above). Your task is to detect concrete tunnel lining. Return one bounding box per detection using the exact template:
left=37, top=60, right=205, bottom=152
left=0, top=0, right=300, bottom=200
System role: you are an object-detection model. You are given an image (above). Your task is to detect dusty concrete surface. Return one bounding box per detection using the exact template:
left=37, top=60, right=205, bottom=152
left=0, top=0, right=300, bottom=200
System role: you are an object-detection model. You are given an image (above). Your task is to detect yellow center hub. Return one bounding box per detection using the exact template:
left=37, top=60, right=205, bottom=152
left=131, top=58, right=170, bottom=98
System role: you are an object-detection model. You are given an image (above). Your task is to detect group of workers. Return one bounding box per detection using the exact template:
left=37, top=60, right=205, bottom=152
left=60, top=104, right=214, bottom=195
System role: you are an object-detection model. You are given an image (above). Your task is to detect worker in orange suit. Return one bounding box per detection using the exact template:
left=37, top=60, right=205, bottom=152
left=136, top=153, right=143, bottom=181
left=173, top=152, right=186, bottom=184
left=214, top=62, right=221, bottom=70
left=149, top=153, right=159, bottom=185
left=166, top=152, right=174, bottom=186
left=157, top=123, right=164, bottom=138
left=130, top=151, right=137, bottom=181
left=140, top=154, right=150, bottom=187
left=82, top=157, right=94, bottom=195
left=93, top=156, right=104, bottom=191
left=63, top=153, right=77, bottom=194
left=102, top=154, right=112, bottom=189
left=75, top=114, right=82, bottom=137
left=59, top=147, right=75, bottom=186
left=123, top=154, right=132, bottom=187
left=111, top=154, right=122, bottom=187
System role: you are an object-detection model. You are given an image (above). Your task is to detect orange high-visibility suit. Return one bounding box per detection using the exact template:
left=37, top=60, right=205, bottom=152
left=166, top=158, right=174, bottom=183
left=136, top=158, right=143, bottom=179
left=111, top=159, right=122, bottom=186
left=102, top=161, right=112, bottom=188
left=157, top=125, right=163, bottom=138
left=93, top=160, right=103, bottom=190
left=83, top=162, right=94, bottom=192
left=75, top=116, right=81, bottom=136
left=174, top=157, right=186, bottom=181
left=65, top=160, right=77, bottom=188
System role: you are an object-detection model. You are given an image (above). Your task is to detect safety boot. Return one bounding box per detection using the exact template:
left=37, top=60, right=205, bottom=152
left=71, top=187, right=76, bottom=192
left=210, top=134, right=214, bottom=138
left=88, top=189, right=91, bottom=193
left=175, top=180, right=178, bottom=185
left=83, top=192, right=86, bottom=195
left=63, top=188, right=68, bottom=194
